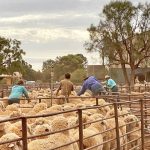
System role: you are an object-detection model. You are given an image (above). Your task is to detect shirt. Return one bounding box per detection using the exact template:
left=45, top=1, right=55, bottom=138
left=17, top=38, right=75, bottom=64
left=58, top=79, right=74, bottom=97
left=106, top=79, right=116, bottom=89
left=9, top=85, right=29, bottom=99
left=78, top=76, right=102, bottom=96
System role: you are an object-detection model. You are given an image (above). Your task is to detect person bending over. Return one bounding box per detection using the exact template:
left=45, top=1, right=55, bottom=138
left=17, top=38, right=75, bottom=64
left=105, top=75, right=118, bottom=94
left=78, top=76, right=105, bottom=96
left=8, top=80, right=29, bottom=104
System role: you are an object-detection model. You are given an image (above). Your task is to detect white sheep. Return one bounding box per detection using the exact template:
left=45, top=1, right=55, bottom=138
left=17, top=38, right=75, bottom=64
left=0, top=101, right=5, bottom=111
left=5, top=104, right=19, bottom=112
left=5, top=121, right=31, bottom=138
left=28, top=116, right=78, bottom=150
left=124, top=114, right=141, bottom=149
left=30, top=118, right=51, bottom=134
left=62, top=105, right=76, bottom=118
left=0, top=133, right=22, bottom=150
left=33, top=124, right=52, bottom=139
left=33, top=103, right=47, bottom=113
left=74, top=116, right=107, bottom=150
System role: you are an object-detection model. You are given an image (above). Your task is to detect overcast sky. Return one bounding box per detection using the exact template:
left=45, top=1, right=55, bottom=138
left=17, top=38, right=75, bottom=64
left=0, top=0, right=149, bottom=70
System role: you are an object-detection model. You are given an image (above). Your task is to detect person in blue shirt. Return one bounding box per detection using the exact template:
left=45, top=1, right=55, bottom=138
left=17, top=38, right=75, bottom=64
left=105, top=75, right=118, bottom=94
left=77, top=76, right=105, bottom=96
left=8, top=80, right=29, bottom=104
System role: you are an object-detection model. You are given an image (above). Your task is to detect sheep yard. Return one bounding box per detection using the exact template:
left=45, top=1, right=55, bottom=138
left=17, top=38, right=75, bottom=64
left=0, top=86, right=150, bottom=150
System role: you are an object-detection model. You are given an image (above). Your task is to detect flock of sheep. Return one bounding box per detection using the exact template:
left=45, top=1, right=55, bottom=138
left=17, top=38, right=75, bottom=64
left=0, top=88, right=147, bottom=150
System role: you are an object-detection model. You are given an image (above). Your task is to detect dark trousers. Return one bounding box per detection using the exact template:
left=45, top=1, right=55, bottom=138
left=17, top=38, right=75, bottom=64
left=111, top=86, right=119, bottom=95
left=91, top=83, right=106, bottom=96
left=8, top=98, right=20, bottom=104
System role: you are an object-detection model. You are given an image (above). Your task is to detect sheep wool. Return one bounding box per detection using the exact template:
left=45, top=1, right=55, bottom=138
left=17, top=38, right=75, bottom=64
left=0, top=133, right=22, bottom=150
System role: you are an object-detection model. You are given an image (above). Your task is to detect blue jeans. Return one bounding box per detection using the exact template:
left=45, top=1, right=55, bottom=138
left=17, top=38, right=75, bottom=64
left=91, top=83, right=105, bottom=96
left=8, top=98, right=20, bottom=104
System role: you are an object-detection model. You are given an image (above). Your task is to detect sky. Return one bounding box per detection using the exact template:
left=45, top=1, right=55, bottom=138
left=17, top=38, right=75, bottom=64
left=0, top=0, right=149, bottom=70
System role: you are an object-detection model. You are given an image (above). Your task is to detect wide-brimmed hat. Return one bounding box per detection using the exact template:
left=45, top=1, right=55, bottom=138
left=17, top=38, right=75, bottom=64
left=105, top=75, right=110, bottom=79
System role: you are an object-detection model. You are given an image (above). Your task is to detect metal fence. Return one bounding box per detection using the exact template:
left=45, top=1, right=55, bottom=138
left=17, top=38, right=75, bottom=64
left=0, top=95, right=150, bottom=150
left=0, top=83, right=149, bottom=98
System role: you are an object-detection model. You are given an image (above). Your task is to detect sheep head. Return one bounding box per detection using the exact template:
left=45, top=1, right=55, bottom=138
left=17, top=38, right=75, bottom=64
left=51, top=116, right=68, bottom=132
left=124, top=115, right=140, bottom=131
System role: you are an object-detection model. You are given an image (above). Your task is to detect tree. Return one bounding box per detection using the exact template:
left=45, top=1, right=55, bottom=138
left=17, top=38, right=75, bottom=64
left=71, top=68, right=87, bottom=84
left=85, top=1, right=150, bottom=86
left=0, top=37, right=25, bottom=74
left=42, top=54, right=87, bottom=82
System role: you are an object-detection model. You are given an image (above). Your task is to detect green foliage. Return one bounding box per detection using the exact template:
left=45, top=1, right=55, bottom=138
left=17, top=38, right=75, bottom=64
left=70, top=69, right=87, bottom=84
left=0, top=37, right=25, bottom=74
left=0, top=36, right=42, bottom=82
left=42, top=54, right=87, bottom=82
left=85, top=0, right=150, bottom=85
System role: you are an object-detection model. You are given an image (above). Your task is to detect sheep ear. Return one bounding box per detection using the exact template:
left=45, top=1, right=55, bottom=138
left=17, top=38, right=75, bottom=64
left=8, top=143, right=15, bottom=148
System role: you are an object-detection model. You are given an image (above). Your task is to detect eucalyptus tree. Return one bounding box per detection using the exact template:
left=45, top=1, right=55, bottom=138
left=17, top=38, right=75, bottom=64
left=42, top=54, right=87, bottom=81
left=0, top=37, right=25, bottom=74
left=85, top=1, right=150, bottom=85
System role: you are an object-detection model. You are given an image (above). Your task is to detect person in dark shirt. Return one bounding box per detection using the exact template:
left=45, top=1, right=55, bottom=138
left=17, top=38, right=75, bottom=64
left=78, top=76, right=105, bottom=96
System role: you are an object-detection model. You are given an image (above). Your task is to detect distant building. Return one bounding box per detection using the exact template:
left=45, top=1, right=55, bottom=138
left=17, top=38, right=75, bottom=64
left=87, top=65, right=150, bottom=84
left=87, top=65, right=106, bottom=80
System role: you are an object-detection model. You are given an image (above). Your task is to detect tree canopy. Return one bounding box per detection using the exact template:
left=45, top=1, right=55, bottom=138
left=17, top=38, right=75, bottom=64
left=0, top=36, right=42, bottom=82
left=42, top=54, right=87, bottom=82
left=0, top=37, right=25, bottom=74
left=85, top=1, right=150, bottom=85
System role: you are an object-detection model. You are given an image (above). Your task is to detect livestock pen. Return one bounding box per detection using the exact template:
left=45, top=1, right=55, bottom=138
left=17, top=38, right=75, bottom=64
left=0, top=94, right=150, bottom=150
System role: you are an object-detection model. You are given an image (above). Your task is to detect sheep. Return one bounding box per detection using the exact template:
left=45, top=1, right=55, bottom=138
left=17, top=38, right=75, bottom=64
left=105, top=108, right=127, bottom=150
left=0, top=116, right=10, bottom=137
left=36, top=105, right=63, bottom=120
left=1, top=97, right=9, bottom=107
left=97, top=105, right=110, bottom=116
left=69, top=98, right=83, bottom=105
left=9, top=110, right=24, bottom=119
left=0, top=101, right=5, bottom=111
left=0, top=133, right=22, bottom=150
left=5, top=121, right=31, bottom=138
left=32, top=103, right=47, bottom=113
left=74, top=116, right=107, bottom=150
left=62, top=103, right=76, bottom=108
left=61, top=105, right=76, bottom=118
left=124, top=114, right=141, bottom=149
left=5, top=104, right=19, bottom=112
left=30, top=118, right=51, bottom=134
left=33, top=124, right=52, bottom=139
left=75, top=114, right=95, bottom=129
left=67, top=116, right=78, bottom=128
left=91, top=98, right=106, bottom=105
left=26, top=110, right=37, bottom=124
left=75, top=103, right=86, bottom=109
left=28, top=116, right=78, bottom=150
left=55, top=95, right=66, bottom=105
left=82, top=100, right=93, bottom=107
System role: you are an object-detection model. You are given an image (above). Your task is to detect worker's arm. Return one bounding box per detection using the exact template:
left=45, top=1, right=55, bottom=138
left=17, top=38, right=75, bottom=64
left=77, top=83, right=86, bottom=96
left=22, top=87, right=29, bottom=99
left=56, top=82, right=62, bottom=96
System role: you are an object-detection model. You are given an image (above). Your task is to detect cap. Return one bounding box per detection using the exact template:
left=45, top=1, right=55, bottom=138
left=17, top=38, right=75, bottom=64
left=105, top=75, right=110, bottom=79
